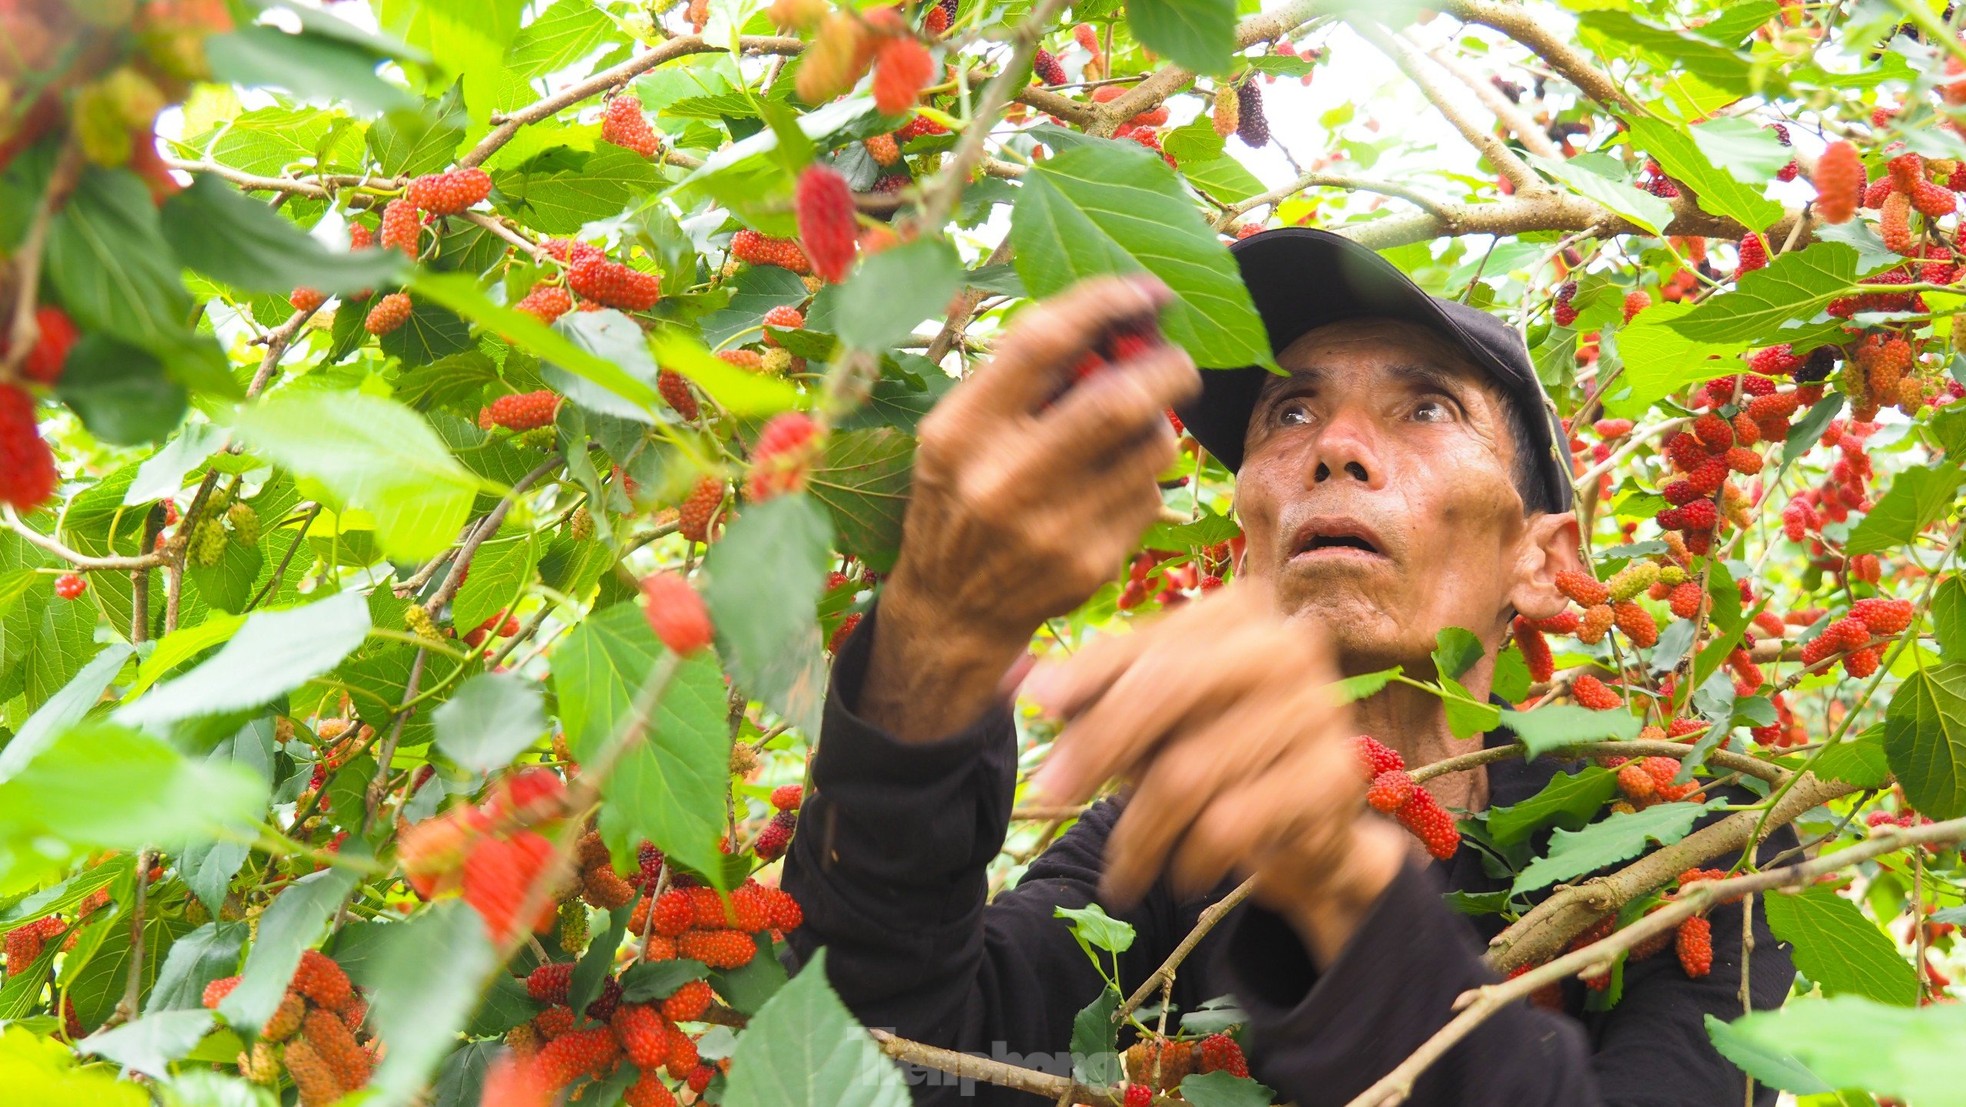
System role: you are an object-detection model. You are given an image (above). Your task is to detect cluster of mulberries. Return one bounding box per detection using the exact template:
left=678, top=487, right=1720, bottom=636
left=1355, top=736, right=1459, bottom=860
left=745, top=412, right=822, bottom=500
left=1118, top=1033, right=1246, bottom=1093
left=397, top=768, right=572, bottom=942
left=204, top=950, right=373, bottom=1105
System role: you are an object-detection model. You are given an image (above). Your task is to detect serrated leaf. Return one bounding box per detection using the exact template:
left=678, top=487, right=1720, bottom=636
left=619, top=959, right=711, bottom=1003
left=712, top=933, right=789, bottom=1015
left=1054, top=903, right=1135, bottom=955
left=1011, top=144, right=1271, bottom=370
left=1882, top=663, right=1966, bottom=819
left=359, top=901, right=499, bottom=1106
left=217, top=869, right=359, bottom=1030
left=78, top=1010, right=214, bottom=1079
left=206, top=25, right=413, bottom=114
left=1432, top=627, right=1484, bottom=680
left=1845, top=464, right=1965, bottom=556
left=1720, top=996, right=1966, bottom=1105
left=451, top=534, right=540, bottom=633
left=1512, top=798, right=1723, bottom=894
left=552, top=604, right=731, bottom=883
left=1601, top=300, right=1741, bottom=418
left=491, top=144, right=661, bottom=233
left=1331, top=666, right=1401, bottom=705
left=702, top=495, right=831, bottom=739
left=1764, top=886, right=1919, bottom=1006
left=1, top=644, right=134, bottom=779
left=145, top=921, right=247, bottom=1014
left=232, top=390, right=487, bottom=561
left=1621, top=114, right=1783, bottom=234
left=55, top=335, right=187, bottom=446
left=1528, top=154, right=1673, bottom=234
left=1661, top=242, right=1857, bottom=346
left=721, top=949, right=911, bottom=1107
left=1070, top=984, right=1122, bottom=1085
left=162, top=176, right=407, bottom=296
left=1501, top=704, right=1643, bottom=757
left=47, top=167, right=196, bottom=360
left=1487, top=767, right=1620, bottom=847
left=1815, top=732, right=1893, bottom=788
left=119, top=592, right=369, bottom=727
left=833, top=238, right=964, bottom=351
left=1936, top=577, right=1966, bottom=659
left=1126, top=0, right=1235, bottom=74
left=434, top=673, right=546, bottom=774
left=1703, top=1013, right=1831, bottom=1094
left=1180, top=1070, right=1278, bottom=1107
left=808, top=429, right=913, bottom=573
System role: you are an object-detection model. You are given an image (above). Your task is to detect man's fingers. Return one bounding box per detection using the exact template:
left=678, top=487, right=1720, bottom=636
left=1164, top=738, right=1361, bottom=900
left=959, top=274, right=1175, bottom=419
left=1031, top=343, right=1200, bottom=471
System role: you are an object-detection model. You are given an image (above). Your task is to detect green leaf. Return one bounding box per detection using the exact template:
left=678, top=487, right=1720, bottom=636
left=1512, top=799, right=1723, bottom=894
left=552, top=604, right=732, bottom=883
left=1763, top=886, right=1919, bottom=1006
left=434, top=673, right=546, bottom=774
left=0, top=643, right=134, bottom=779
left=120, top=613, right=245, bottom=704
left=1688, top=116, right=1798, bottom=185
left=0, top=723, right=266, bottom=891
left=1070, top=985, right=1123, bottom=1086
left=1846, top=464, right=1965, bottom=555
left=721, top=949, right=911, bottom=1107
left=619, top=959, right=712, bottom=1003
left=0, top=862, right=126, bottom=931
left=1621, top=113, right=1783, bottom=234
left=1442, top=677, right=1502, bottom=739
left=1012, top=144, right=1272, bottom=370
left=1054, top=903, right=1136, bottom=955
left=1703, top=1014, right=1832, bottom=1095
left=833, top=238, right=964, bottom=351
left=702, top=495, right=832, bottom=739
left=46, top=167, right=194, bottom=360
left=119, top=592, right=370, bottom=727
left=1601, top=301, right=1742, bottom=418
left=1935, top=577, right=1966, bottom=658
left=162, top=176, right=407, bottom=295
left=368, top=92, right=465, bottom=178
left=217, top=869, right=360, bottom=1030
left=205, top=25, right=413, bottom=114
left=145, top=922, right=247, bottom=1015
left=1720, top=996, right=1966, bottom=1105
left=1501, top=704, right=1642, bottom=757
left=1486, top=767, right=1620, bottom=847
left=491, top=144, right=660, bottom=233
left=431, top=1040, right=501, bottom=1107
left=1661, top=242, right=1858, bottom=346
left=1180, top=1071, right=1279, bottom=1107
left=808, top=429, right=913, bottom=573
left=570, top=904, right=630, bottom=1016
left=1785, top=393, right=1846, bottom=465
left=1126, top=0, right=1235, bottom=74
left=1527, top=154, right=1673, bottom=234
left=231, top=390, right=487, bottom=561
left=546, top=309, right=665, bottom=425
left=0, top=1025, right=148, bottom=1107
left=700, top=266, right=812, bottom=349
left=78, top=1010, right=214, bottom=1079
left=1576, top=12, right=1754, bottom=94
left=451, top=534, right=539, bottom=633
left=1815, top=732, right=1894, bottom=788
left=1331, top=665, right=1401, bottom=705
left=1882, top=663, right=1966, bottom=820
left=648, top=329, right=803, bottom=416
left=1432, top=627, right=1484, bottom=680
left=55, top=335, right=187, bottom=446
left=712, top=934, right=789, bottom=1016
left=359, top=901, right=499, bottom=1106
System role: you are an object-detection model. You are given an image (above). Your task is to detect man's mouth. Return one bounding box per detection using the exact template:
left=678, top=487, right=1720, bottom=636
left=1290, top=518, right=1391, bottom=562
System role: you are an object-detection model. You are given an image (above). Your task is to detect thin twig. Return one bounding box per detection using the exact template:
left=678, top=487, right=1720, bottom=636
left=1117, top=876, right=1256, bottom=1017
left=1, top=144, right=83, bottom=383
left=2, top=508, right=170, bottom=571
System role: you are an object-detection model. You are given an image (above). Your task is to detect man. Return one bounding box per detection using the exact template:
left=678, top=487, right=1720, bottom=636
left=782, top=228, right=1794, bottom=1105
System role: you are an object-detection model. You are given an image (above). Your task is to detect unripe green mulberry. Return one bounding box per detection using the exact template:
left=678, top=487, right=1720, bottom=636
left=227, top=502, right=261, bottom=546
left=1606, top=562, right=1659, bottom=602
left=568, top=506, right=594, bottom=541
left=191, top=518, right=229, bottom=566
left=404, top=604, right=443, bottom=645
left=1659, top=564, right=1687, bottom=585
left=557, top=896, right=590, bottom=954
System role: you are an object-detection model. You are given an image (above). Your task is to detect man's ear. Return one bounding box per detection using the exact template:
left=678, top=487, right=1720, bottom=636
left=1508, top=511, right=1587, bottom=621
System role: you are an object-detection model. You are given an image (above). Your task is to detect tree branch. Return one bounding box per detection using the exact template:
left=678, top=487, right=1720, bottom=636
left=1118, top=876, right=1255, bottom=1017
left=1, top=144, right=83, bottom=384
left=1439, top=0, right=1633, bottom=112
left=1351, top=22, right=1539, bottom=192
left=1421, top=42, right=1563, bottom=160
left=2, top=507, right=170, bottom=571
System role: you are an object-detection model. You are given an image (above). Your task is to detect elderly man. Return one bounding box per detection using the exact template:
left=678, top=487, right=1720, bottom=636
left=782, top=228, right=1794, bottom=1105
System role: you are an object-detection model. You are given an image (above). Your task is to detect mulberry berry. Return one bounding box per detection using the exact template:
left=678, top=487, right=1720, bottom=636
left=16, top=306, right=77, bottom=384
left=1355, top=734, right=1405, bottom=777
left=302, top=1007, right=370, bottom=1089
left=461, top=831, right=561, bottom=943
left=828, top=611, right=862, bottom=654
left=655, top=369, right=700, bottom=422
left=626, top=1073, right=678, bottom=1107
left=292, top=949, right=354, bottom=1011
left=405, top=168, right=492, bottom=215
left=1738, top=233, right=1767, bottom=273
left=1235, top=81, right=1269, bottom=146
left=1676, top=915, right=1713, bottom=977
left=678, top=928, right=756, bottom=969
left=1668, top=581, right=1702, bottom=620
left=754, top=810, right=797, bottom=861
left=1366, top=769, right=1415, bottom=813
left=1612, top=601, right=1659, bottom=648
left=1622, top=290, right=1651, bottom=322
left=873, top=36, right=934, bottom=114
left=602, top=96, right=661, bottom=158
left=364, top=292, right=412, bottom=336
left=514, top=283, right=573, bottom=324
left=865, top=133, right=901, bottom=165
left=746, top=411, right=820, bottom=500
left=795, top=12, right=874, bottom=103
left=761, top=304, right=805, bottom=344
left=1196, top=1034, right=1248, bottom=1078
left=480, top=390, right=561, bottom=432
left=54, top=573, right=85, bottom=600
left=283, top=1039, right=345, bottom=1106
left=1396, top=788, right=1460, bottom=859
left=1512, top=617, right=1553, bottom=682
left=1554, top=569, right=1610, bottom=607
left=1844, top=646, right=1880, bottom=678
left=379, top=198, right=421, bottom=256
left=614, top=1001, right=672, bottom=1068
left=1211, top=86, right=1240, bottom=138
left=677, top=476, right=722, bottom=543
left=761, top=884, right=803, bottom=930
left=568, top=255, right=661, bottom=311
left=642, top=572, right=714, bottom=655
left=770, top=784, right=803, bottom=811
left=1851, top=597, right=1913, bottom=635
left=795, top=165, right=858, bottom=283
left=1032, top=47, right=1066, bottom=86
left=663, top=979, right=713, bottom=1023
left=1811, top=142, right=1862, bottom=223
left=1881, top=191, right=1914, bottom=254
left=1571, top=673, right=1622, bottom=710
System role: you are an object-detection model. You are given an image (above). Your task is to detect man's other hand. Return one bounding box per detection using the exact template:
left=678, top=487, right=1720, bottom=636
left=863, top=274, right=1201, bottom=743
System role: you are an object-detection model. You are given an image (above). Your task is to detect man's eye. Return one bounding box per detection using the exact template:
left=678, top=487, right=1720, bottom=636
left=1277, top=401, right=1312, bottom=426
left=1413, top=399, right=1454, bottom=423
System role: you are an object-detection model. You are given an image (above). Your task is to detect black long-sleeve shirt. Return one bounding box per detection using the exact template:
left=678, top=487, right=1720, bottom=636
left=783, top=608, right=1797, bottom=1106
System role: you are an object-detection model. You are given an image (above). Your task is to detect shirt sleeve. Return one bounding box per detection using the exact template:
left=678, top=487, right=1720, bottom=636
left=779, top=607, right=1170, bottom=1106
left=1212, top=826, right=1795, bottom=1107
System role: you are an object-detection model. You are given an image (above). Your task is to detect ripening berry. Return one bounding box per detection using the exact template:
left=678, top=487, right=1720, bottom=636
left=406, top=167, right=492, bottom=215
left=364, top=292, right=412, bottom=335
left=747, top=412, right=820, bottom=500
left=1622, top=289, right=1650, bottom=323
left=1881, top=191, right=1914, bottom=255
left=289, top=287, right=326, bottom=314
left=664, top=1022, right=699, bottom=1078
left=569, top=255, right=662, bottom=311
left=302, top=1007, right=371, bottom=1089
left=1844, top=646, right=1881, bottom=678
left=1032, top=46, right=1066, bottom=85
left=479, top=390, right=561, bottom=432
left=1811, top=142, right=1861, bottom=223
left=1354, top=734, right=1405, bottom=777
left=526, top=962, right=574, bottom=1006
left=1555, top=569, right=1610, bottom=607
left=535, top=1026, right=622, bottom=1085
left=753, top=809, right=797, bottom=861
left=1606, top=562, right=1659, bottom=602
left=1512, top=617, right=1553, bottom=682
left=676, top=476, right=722, bottom=544
left=613, top=1002, right=671, bottom=1068
left=283, top=1039, right=346, bottom=1106
left=602, top=96, right=661, bottom=157
left=1074, top=21, right=1101, bottom=56
left=1912, top=179, right=1956, bottom=218
left=1571, top=673, right=1622, bottom=711
left=865, top=134, right=903, bottom=169
left=1235, top=81, right=1269, bottom=147
left=461, top=830, right=561, bottom=943
left=1668, top=581, right=1703, bottom=620
left=1397, top=788, right=1460, bottom=859
left=759, top=884, right=802, bottom=930
left=717, top=349, right=765, bottom=372
left=1209, top=85, right=1241, bottom=140
left=827, top=611, right=863, bottom=654
left=642, top=572, right=715, bottom=655
left=54, top=573, right=85, bottom=600
left=15, top=306, right=77, bottom=384
left=663, top=978, right=713, bottom=1023
left=379, top=198, right=421, bottom=256
left=514, top=283, right=573, bottom=325
left=1738, top=233, right=1767, bottom=273
left=291, top=949, right=354, bottom=1011
left=1617, top=760, right=1655, bottom=802
left=796, top=12, right=874, bottom=103
left=1123, top=1083, right=1153, bottom=1107
left=1553, top=299, right=1577, bottom=326
left=678, top=928, right=756, bottom=969
left=1851, top=597, right=1913, bottom=635
left=625, top=1072, right=678, bottom=1107
left=761, top=304, right=806, bottom=345
left=1196, top=1034, right=1248, bottom=1078
left=1612, top=601, right=1659, bottom=648
left=1366, top=769, right=1415, bottom=813
left=584, top=865, right=637, bottom=910
left=873, top=35, right=935, bottom=114
left=1676, top=915, right=1713, bottom=978
left=795, top=165, right=858, bottom=283
left=202, top=975, right=241, bottom=1009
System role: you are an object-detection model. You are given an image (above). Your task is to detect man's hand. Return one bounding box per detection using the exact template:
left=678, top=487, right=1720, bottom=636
left=1022, top=585, right=1407, bottom=963
left=862, top=275, right=1201, bottom=743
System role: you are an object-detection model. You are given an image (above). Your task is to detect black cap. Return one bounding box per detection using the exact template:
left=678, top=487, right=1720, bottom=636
left=1174, top=227, right=1575, bottom=515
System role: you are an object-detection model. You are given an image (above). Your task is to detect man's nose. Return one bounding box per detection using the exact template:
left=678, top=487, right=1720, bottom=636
left=1308, top=407, right=1384, bottom=490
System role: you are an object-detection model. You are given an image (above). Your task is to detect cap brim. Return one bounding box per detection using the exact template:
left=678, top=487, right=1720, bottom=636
left=1174, top=227, right=1572, bottom=514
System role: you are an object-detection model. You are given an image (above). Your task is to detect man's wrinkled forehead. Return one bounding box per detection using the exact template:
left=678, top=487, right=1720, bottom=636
left=1261, top=317, right=1491, bottom=396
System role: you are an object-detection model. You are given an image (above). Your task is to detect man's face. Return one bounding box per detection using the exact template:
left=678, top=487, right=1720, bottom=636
left=1234, top=317, right=1536, bottom=672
